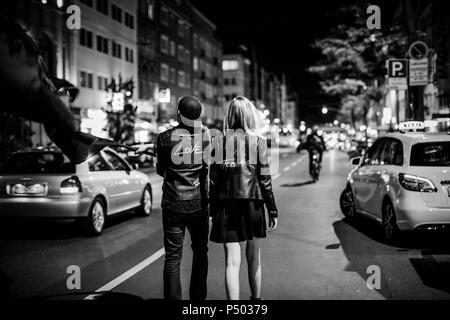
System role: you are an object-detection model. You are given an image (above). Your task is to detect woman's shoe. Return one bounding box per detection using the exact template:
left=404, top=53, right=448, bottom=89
left=250, top=296, right=263, bottom=301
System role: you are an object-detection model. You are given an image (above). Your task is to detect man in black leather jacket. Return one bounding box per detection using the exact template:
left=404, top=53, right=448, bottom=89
left=156, top=96, right=210, bottom=300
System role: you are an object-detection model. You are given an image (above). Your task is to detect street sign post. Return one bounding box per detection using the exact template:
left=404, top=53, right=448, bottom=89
left=409, top=59, right=429, bottom=86
left=387, top=59, right=408, bottom=90
left=407, top=41, right=429, bottom=121
left=408, top=41, right=429, bottom=60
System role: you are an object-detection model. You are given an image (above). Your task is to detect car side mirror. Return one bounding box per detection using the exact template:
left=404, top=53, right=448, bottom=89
left=351, top=157, right=362, bottom=166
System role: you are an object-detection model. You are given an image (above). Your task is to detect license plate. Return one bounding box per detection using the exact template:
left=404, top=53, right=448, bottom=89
left=8, top=183, right=47, bottom=195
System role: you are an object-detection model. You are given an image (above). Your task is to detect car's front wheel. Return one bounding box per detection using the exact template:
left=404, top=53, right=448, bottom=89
left=84, top=198, right=106, bottom=236
left=136, top=186, right=152, bottom=217
left=340, top=187, right=356, bottom=219
left=382, top=200, right=401, bottom=244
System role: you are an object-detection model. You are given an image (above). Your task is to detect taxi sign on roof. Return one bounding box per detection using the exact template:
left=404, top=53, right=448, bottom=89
left=399, top=121, right=425, bottom=131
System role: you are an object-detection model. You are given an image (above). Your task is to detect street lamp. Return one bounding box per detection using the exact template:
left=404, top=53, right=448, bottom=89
left=322, top=107, right=328, bottom=115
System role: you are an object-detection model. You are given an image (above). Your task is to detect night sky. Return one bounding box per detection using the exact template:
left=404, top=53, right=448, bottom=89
left=190, top=0, right=399, bottom=122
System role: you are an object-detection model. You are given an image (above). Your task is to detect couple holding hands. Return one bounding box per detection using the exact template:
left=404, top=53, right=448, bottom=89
left=156, top=96, right=278, bottom=300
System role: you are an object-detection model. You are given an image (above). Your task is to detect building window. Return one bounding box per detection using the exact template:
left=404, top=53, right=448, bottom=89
left=147, top=1, right=154, bottom=20
left=96, top=35, right=109, bottom=54
left=185, top=49, right=190, bottom=63
left=112, top=41, right=122, bottom=59
left=194, top=79, right=199, bottom=92
left=224, top=78, right=229, bottom=85
left=79, top=28, right=93, bottom=48
left=80, top=71, right=93, bottom=89
left=160, top=63, right=169, bottom=82
left=170, top=67, right=176, bottom=84
left=79, top=0, right=93, bottom=7
left=177, top=44, right=184, bottom=62
left=231, top=78, right=237, bottom=85
left=185, top=74, right=191, bottom=89
left=124, top=12, right=134, bottom=29
left=160, top=35, right=169, bottom=54
left=177, top=20, right=184, bottom=37
left=193, top=57, right=198, bottom=71
left=170, top=41, right=176, bottom=56
left=178, top=70, right=184, bottom=87
left=222, top=60, right=239, bottom=71
left=96, top=0, right=108, bottom=15
left=97, top=75, right=108, bottom=90
left=193, top=34, right=198, bottom=50
left=160, top=7, right=169, bottom=26
left=111, top=4, right=123, bottom=23
left=171, top=14, right=177, bottom=29
left=125, top=47, right=134, bottom=63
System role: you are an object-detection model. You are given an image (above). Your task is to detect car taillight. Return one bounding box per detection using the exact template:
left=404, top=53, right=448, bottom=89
left=60, top=176, right=82, bottom=194
left=398, top=173, right=437, bottom=193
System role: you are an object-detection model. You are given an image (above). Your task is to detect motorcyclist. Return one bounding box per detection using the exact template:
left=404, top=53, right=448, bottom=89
left=305, top=126, right=326, bottom=176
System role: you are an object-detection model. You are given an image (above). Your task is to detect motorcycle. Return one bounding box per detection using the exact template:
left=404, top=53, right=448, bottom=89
left=309, top=149, right=321, bottom=182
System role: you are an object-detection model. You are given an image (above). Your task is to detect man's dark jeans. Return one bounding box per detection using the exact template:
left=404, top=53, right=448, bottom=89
left=162, top=209, right=209, bottom=300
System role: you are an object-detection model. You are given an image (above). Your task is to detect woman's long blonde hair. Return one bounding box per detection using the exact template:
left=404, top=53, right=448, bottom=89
left=223, top=96, right=264, bottom=137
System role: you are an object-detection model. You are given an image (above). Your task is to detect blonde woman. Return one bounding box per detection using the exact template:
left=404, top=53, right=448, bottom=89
left=209, top=96, right=278, bottom=300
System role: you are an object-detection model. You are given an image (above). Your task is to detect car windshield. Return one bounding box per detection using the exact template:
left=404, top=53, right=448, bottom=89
left=0, top=152, right=75, bottom=174
left=410, top=142, right=450, bottom=167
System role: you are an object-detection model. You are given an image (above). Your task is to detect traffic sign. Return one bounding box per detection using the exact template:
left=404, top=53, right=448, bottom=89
left=408, top=41, right=429, bottom=59
left=409, top=58, right=428, bottom=86
left=387, top=59, right=408, bottom=90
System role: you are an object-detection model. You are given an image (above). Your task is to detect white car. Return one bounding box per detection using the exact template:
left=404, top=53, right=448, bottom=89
left=340, top=130, right=450, bottom=242
left=0, top=147, right=153, bottom=236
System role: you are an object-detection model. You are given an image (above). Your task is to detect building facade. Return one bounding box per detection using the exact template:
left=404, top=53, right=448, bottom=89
left=155, top=0, right=192, bottom=122
left=191, top=6, right=223, bottom=125
left=222, top=53, right=252, bottom=102
left=69, top=0, right=138, bottom=138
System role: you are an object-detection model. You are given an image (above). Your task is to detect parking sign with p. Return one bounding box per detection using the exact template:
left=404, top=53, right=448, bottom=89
left=387, top=59, right=408, bottom=90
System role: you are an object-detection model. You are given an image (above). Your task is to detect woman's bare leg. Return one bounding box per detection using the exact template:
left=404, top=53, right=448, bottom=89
left=224, top=242, right=241, bottom=300
left=246, top=238, right=261, bottom=299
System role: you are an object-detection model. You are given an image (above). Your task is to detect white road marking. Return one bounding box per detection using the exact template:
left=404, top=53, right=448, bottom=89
left=273, top=173, right=281, bottom=180
left=84, top=248, right=166, bottom=300
left=284, top=166, right=291, bottom=172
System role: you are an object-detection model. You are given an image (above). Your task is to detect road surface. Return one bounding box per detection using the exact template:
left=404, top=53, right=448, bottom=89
left=1, top=148, right=450, bottom=300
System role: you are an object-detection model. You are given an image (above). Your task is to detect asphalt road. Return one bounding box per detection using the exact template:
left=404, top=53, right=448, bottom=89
left=1, top=148, right=450, bottom=300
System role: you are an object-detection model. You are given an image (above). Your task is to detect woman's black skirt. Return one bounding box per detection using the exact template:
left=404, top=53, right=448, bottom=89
left=210, top=199, right=267, bottom=243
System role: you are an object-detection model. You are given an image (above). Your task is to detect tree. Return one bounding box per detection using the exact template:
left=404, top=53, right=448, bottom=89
left=105, top=78, right=137, bottom=144
left=309, top=3, right=408, bottom=126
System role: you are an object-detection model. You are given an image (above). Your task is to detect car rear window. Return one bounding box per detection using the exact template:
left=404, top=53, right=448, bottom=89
left=0, top=152, right=75, bottom=174
left=410, top=142, right=450, bottom=167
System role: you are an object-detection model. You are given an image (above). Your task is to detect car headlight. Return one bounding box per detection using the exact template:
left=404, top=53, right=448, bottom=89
left=398, top=173, right=437, bottom=193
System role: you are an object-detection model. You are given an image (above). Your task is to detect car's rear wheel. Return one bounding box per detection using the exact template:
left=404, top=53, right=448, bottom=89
left=84, top=198, right=106, bottom=236
left=340, top=187, right=356, bottom=219
left=382, top=200, right=400, bottom=243
left=136, top=186, right=152, bottom=217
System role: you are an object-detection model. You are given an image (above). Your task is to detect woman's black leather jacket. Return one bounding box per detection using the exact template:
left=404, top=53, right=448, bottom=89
left=209, top=132, right=278, bottom=218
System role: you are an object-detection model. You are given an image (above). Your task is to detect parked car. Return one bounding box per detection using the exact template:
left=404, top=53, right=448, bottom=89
left=0, top=147, right=153, bottom=236
left=340, top=127, right=450, bottom=243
